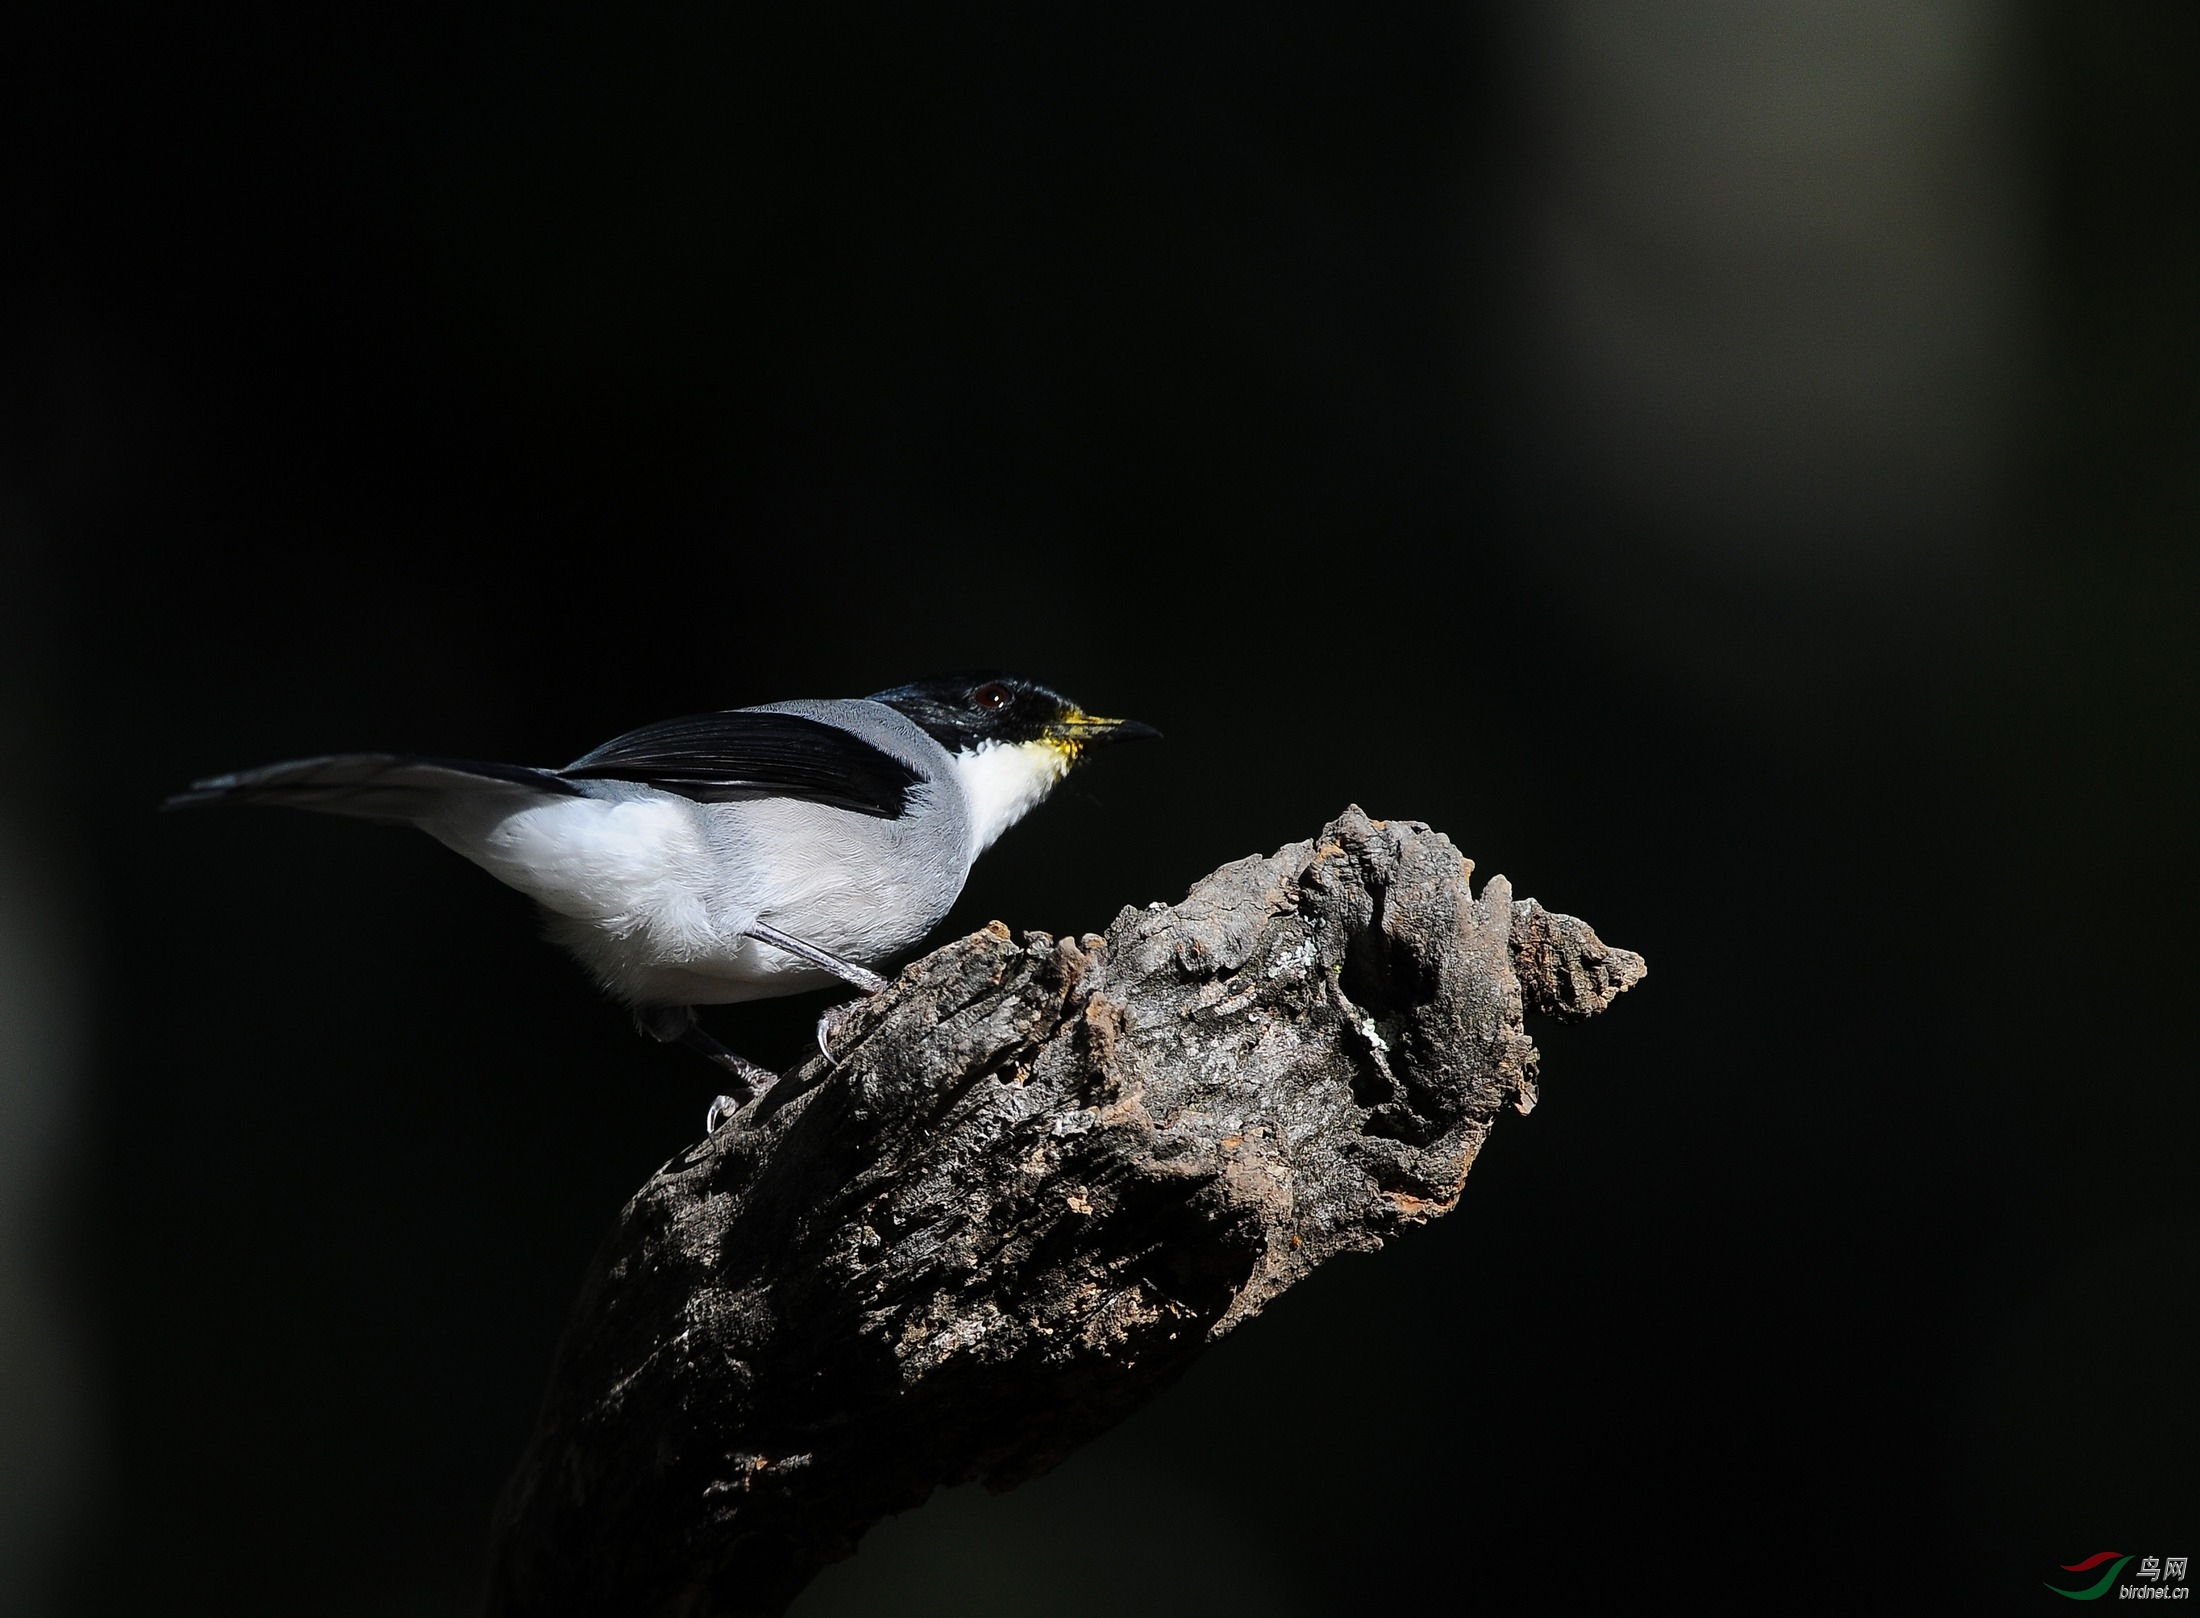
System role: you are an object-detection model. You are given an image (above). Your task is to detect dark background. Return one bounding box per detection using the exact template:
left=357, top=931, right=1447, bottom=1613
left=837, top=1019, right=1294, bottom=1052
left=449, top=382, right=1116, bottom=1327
left=2, top=3, right=2194, bottom=1612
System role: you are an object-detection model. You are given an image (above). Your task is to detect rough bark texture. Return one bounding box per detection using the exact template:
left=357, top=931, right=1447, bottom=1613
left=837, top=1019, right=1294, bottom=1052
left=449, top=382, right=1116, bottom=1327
left=486, top=808, right=1645, bottom=1618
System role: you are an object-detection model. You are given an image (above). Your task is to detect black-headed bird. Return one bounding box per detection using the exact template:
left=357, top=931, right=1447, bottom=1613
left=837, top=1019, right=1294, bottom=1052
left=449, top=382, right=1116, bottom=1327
left=169, top=673, right=1158, bottom=1128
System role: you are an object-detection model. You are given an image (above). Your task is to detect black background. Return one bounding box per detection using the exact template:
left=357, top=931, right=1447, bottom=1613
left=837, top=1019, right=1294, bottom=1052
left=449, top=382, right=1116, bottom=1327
left=2, top=4, right=2194, bottom=1613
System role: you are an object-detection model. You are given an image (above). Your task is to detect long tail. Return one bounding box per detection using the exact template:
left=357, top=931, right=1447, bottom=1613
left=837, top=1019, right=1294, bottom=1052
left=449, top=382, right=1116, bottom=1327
left=164, top=754, right=582, bottom=824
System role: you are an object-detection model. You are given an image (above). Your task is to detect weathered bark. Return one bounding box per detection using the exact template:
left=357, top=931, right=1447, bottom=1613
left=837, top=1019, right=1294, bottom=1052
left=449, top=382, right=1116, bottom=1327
left=486, top=808, right=1644, bottom=1618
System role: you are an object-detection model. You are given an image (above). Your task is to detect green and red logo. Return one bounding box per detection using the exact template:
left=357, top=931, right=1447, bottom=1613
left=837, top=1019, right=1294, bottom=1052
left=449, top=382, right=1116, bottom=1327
left=2047, top=1552, right=2190, bottom=1600
left=2048, top=1553, right=2131, bottom=1600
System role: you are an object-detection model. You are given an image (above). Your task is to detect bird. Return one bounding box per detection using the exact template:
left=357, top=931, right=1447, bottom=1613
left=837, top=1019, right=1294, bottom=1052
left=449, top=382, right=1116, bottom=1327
left=168, top=673, right=1159, bottom=1129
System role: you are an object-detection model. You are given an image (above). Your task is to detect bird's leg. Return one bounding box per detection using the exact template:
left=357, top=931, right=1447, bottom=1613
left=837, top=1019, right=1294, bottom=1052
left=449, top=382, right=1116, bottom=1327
left=740, top=920, right=891, bottom=993
left=738, top=922, right=893, bottom=1067
left=634, top=1004, right=778, bottom=1132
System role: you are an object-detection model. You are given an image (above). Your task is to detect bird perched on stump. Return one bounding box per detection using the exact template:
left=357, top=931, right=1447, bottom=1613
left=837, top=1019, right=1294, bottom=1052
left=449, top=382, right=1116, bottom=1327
left=168, top=673, right=1159, bottom=1129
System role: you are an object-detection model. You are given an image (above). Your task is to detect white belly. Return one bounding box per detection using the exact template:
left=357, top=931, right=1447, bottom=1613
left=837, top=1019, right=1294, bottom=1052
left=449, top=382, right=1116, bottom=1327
left=423, top=787, right=966, bottom=1006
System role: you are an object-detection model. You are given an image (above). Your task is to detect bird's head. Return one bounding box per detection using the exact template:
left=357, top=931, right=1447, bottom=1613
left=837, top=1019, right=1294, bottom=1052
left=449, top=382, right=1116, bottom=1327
left=869, top=672, right=1160, bottom=850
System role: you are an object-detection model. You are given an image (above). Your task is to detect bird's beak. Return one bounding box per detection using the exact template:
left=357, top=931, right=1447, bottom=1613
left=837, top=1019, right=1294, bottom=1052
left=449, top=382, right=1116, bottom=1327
left=1051, top=713, right=1163, bottom=751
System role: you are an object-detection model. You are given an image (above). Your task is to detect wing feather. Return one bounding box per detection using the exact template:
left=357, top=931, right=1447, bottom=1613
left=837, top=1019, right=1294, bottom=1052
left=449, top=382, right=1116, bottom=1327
left=559, top=710, right=919, bottom=818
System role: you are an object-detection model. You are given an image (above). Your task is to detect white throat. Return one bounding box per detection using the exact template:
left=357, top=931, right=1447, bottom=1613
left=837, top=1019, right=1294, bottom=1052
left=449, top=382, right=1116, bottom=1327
left=949, top=740, right=1072, bottom=857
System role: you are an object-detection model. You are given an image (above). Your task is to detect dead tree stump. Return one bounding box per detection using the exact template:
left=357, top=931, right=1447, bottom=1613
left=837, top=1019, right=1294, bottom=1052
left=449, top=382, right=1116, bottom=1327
left=486, top=807, right=1645, bottom=1617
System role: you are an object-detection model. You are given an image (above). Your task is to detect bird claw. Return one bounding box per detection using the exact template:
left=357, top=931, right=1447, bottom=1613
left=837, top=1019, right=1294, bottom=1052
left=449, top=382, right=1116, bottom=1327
left=815, top=999, right=862, bottom=1065
left=701, top=1055, right=776, bottom=1135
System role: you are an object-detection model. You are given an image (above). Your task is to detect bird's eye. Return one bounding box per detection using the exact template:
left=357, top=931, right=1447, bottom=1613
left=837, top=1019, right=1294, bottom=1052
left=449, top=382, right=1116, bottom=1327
left=973, top=682, right=1012, bottom=711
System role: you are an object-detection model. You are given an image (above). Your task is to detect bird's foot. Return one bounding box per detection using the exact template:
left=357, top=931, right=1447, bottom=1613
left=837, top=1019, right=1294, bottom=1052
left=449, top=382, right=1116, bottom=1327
left=699, top=1042, right=779, bottom=1130
left=638, top=1005, right=779, bottom=1131
left=815, top=999, right=865, bottom=1065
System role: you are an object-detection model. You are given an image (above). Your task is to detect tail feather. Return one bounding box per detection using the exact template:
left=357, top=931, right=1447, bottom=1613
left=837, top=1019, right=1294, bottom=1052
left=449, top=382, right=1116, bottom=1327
left=164, top=754, right=581, bottom=823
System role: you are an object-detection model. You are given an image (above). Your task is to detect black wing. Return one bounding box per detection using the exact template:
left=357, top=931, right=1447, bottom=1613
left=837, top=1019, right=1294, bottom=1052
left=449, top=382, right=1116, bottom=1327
left=559, top=710, right=921, bottom=818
